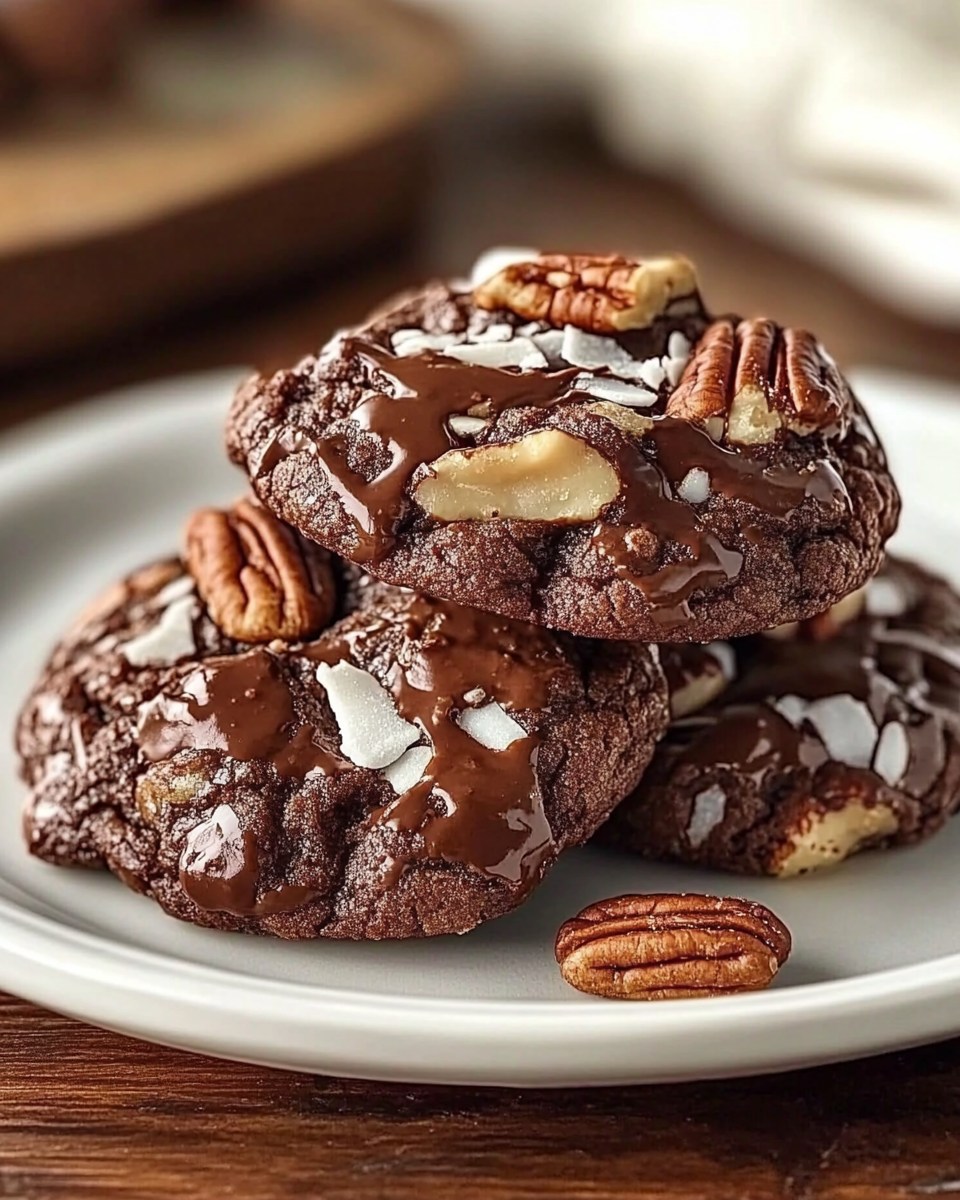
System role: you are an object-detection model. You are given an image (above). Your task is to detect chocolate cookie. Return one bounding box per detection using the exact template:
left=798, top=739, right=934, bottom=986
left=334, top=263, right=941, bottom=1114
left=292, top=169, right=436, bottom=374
left=17, top=501, right=668, bottom=939
left=227, top=249, right=900, bottom=641
left=603, top=558, right=960, bottom=876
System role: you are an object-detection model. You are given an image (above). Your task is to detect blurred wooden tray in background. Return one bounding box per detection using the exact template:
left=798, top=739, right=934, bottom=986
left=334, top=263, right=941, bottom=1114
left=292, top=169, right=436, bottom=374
left=0, top=0, right=460, bottom=371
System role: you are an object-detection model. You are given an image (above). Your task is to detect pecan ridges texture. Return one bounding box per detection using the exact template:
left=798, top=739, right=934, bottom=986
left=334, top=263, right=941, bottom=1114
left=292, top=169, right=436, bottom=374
left=555, top=893, right=791, bottom=1000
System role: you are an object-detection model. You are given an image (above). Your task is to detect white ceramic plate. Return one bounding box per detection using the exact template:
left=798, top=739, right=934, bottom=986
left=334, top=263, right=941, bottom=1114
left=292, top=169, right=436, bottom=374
left=2, top=366, right=960, bottom=1087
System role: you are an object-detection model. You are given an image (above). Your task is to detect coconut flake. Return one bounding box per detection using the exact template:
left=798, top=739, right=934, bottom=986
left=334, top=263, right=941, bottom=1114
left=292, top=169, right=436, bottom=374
left=560, top=326, right=654, bottom=382
left=443, top=338, right=547, bottom=370
left=776, top=692, right=877, bottom=766
left=865, top=575, right=909, bottom=618
left=574, top=374, right=658, bottom=408
left=786, top=694, right=878, bottom=767
left=448, top=415, right=490, bottom=438
left=560, top=326, right=683, bottom=386
left=664, top=355, right=688, bottom=387
left=687, top=785, right=727, bottom=848
left=382, top=744, right=433, bottom=795
left=635, top=357, right=667, bottom=390
left=706, top=641, right=736, bottom=682
left=470, top=246, right=539, bottom=288
left=316, top=661, right=419, bottom=770
left=667, top=331, right=692, bottom=361
left=531, top=328, right=566, bottom=364
left=562, top=326, right=626, bottom=370
left=154, top=574, right=196, bottom=607
left=121, top=594, right=199, bottom=667
left=391, top=330, right=459, bottom=357
left=677, top=467, right=711, bottom=504
left=663, top=331, right=693, bottom=387
left=873, top=721, right=909, bottom=787
left=457, top=701, right=527, bottom=751
left=773, top=694, right=808, bottom=728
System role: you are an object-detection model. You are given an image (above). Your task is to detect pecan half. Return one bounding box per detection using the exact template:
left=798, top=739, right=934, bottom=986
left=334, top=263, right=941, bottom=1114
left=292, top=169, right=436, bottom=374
left=555, top=893, right=791, bottom=1000
left=474, top=252, right=700, bottom=333
left=185, top=499, right=334, bottom=643
left=666, top=318, right=850, bottom=444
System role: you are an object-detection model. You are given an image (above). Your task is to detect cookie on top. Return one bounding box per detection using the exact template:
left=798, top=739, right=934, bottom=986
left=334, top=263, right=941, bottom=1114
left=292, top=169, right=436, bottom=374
left=227, top=248, right=900, bottom=641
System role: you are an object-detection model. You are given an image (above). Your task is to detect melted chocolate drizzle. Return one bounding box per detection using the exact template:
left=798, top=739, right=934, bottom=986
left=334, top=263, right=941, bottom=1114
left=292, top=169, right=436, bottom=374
left=138, top=595, right=568, bottom=912
left=673, top=705, right=830, bottom=785
left=667, top=562, right=960, bottom=797
left=178, top=803, right=317, bottom=917
left=259, top=334, right=850, bottom=623
left=138, top=650, right=341, bottom=919
left=307, top=594, right=566, bottom=890
left=137, top=649, right=344, bottom=780
left=590, top=418, right=846, bottom=626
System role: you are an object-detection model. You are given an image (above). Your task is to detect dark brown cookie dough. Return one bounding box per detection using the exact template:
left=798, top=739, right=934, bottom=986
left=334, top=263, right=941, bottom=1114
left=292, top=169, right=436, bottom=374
left=603, top=558, right=960, bottom=876
left=17, top=503, right=668, bottom=939
left=227, top=250, right=900, bottom=642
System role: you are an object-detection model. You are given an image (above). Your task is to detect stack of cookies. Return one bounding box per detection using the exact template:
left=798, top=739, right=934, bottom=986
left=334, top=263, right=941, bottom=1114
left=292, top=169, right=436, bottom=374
left=18, top=249, right=960, bottom=943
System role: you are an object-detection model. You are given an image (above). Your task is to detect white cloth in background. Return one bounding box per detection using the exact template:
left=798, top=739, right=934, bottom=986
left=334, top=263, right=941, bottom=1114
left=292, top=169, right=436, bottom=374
left=410, top=0, right=960, bottom=322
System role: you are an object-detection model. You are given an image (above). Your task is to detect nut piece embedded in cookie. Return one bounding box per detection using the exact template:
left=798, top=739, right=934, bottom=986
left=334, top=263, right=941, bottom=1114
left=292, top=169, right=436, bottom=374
left=667, top=318, right=851, bottom=445
left=415, top=429, right=621, bottom=523
left=185, top=499, right=334, bottom=642
left=136, top=758, right=213, bottom=825
left=474, top=252, right=700, bottom=333
left=555, top=893, right=791, bottom=1000
left=774, top=801, right=899, bottom=877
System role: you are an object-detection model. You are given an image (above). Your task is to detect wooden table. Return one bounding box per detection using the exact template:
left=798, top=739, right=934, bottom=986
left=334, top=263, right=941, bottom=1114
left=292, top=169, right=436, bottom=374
left=3, top=118, right=960, bottom=1198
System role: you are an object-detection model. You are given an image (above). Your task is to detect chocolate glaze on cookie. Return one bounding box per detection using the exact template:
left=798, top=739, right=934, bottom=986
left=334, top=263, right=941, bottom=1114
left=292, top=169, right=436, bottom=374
left=227, top=251, right=900, bottom=641
left=604, top=558, right=960, bottom=876
left=17, top=504, right=668, bottom=938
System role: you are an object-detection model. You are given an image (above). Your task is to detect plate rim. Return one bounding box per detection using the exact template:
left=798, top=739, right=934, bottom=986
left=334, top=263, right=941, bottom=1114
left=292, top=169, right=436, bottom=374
left=5, top=886, right=960, bottom=1023
left=4, top=367, right=960, bottom=1083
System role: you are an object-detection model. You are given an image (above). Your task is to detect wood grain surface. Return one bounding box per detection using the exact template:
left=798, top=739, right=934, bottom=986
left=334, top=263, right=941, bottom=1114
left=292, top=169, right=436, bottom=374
left=1, top=989, right=959, bottom=1199
left=2, top=113, right=960, bottom=1199
left=0, top=0, right=459, bottom=369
